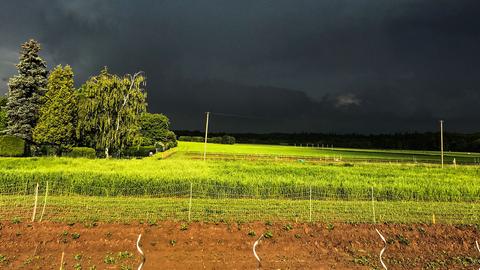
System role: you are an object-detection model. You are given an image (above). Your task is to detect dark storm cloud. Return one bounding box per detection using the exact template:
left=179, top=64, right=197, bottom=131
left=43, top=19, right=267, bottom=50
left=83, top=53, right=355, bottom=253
left=1, top=0, right=479, bottom=133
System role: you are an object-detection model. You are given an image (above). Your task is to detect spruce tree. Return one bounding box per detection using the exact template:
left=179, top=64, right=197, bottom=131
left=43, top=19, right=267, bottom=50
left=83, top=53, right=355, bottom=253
left=6, top=39, right=48, bottom=143
left=33, top=65, right=77, bottom=154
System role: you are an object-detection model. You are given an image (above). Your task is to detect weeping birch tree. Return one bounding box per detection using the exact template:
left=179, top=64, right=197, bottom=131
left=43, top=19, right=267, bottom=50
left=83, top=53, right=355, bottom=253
left=77, top=67, right=147, bottom=158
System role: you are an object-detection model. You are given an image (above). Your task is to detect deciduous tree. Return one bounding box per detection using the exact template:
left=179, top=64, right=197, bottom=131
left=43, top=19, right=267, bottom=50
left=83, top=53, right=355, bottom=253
left=139, top=113, right=173, bottom=145
left=77, top=67, right=147, bottom=158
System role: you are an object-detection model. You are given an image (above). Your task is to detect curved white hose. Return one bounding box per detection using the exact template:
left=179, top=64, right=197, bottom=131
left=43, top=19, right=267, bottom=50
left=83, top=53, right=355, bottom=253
left=375, top=229, right=388, bottom=270
left=476, top=240, right=480, bottom=270
left=253, top=234, right=264, bottom=269
left=136, top=234, right=145, bottom=270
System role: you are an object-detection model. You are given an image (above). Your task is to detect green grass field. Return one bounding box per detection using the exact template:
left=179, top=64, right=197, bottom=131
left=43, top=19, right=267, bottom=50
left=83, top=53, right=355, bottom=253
left=0, top=142, right=479, bottom=223
left=180, top=141, right=480, bottom=163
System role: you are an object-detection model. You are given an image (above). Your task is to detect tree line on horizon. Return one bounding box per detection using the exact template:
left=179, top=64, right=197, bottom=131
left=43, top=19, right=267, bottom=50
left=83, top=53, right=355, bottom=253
left=175, top=130, right=480, bottom=152
left=0, top=39, right=176, bottom=158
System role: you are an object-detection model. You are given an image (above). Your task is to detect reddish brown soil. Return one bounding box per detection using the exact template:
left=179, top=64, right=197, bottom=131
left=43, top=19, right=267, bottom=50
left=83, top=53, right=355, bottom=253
left=0, top=221, right=479, bottom=269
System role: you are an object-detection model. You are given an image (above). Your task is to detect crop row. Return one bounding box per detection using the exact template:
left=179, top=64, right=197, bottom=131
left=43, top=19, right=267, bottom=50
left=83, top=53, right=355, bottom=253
left=0, top=156, right=479, bottom=201
left=1, top=195, right=479, bottom=224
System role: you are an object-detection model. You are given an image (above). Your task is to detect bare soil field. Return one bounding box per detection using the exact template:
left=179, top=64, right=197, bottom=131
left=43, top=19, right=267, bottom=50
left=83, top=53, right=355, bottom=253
left=0, top=221, right=479, bottom=269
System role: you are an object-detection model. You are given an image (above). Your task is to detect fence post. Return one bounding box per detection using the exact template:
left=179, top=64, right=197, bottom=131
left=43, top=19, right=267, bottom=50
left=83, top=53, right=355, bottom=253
left=59, top=251, right=65, bottom=270
left=371, top=186, right=376, bottom=224
left=309, top=186, right=312, bottom=222
left=31, top=183, right=39, bottom=222
left=39, top=181, right=49, bottom=222
left=188, top=182, right=193, bottom=222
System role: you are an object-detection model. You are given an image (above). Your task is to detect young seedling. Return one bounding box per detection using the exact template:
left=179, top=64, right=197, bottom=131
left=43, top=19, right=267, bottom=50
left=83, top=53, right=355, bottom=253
left=11, top=217, right=21, bottom=224
left=283, top=224, right=293, bottom=231
left=395, top=234, right=410, bottom=246
left=386, top=238, right=395, bottom=245
left=353, top=256, right=370, bottom=265
left=147, top=220, right=157, bottom=226
left=264, top=231, right=273, bottom=239
left=84, top=221, right=98, bottom=228
left=180, top=223, right=189, bottom=231
left=23, top=257, right=34, bottom=265
left=169, top=240, right=177, bottom=246
left=117, top=251, right=132, bottom=259
left=248, top=231, right=256, bottom=237
left=72, top=233, right=81, bottom=240
left=103, top=254, right=116, bottom=264
left=236, top=221, right=244, bottom=231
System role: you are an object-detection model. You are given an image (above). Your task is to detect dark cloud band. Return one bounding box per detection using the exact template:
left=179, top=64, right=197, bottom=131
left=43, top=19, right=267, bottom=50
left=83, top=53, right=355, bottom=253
left=1, top=0, right=479, bottom=133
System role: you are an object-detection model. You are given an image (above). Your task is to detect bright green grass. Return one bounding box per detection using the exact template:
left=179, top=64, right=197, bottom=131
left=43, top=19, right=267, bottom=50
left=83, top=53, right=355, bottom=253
left=0, top=148, right=479, bottom=201
left=1, top=143, right=479, bottom=223
left=180, top=141, right=480, bottom=163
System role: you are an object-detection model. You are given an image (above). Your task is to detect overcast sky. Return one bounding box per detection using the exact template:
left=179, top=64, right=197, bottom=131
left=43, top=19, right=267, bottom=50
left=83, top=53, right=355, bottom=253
left=1, top=0, right=479, bottom=133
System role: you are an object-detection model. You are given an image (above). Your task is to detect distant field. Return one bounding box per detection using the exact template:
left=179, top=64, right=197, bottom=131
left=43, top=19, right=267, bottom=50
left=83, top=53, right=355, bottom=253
left=179, top=141, right=480, bottom=164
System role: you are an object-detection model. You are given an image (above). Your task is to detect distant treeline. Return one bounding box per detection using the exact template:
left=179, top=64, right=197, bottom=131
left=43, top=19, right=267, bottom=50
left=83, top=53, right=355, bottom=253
left=175, top=130, right=480, bottom=152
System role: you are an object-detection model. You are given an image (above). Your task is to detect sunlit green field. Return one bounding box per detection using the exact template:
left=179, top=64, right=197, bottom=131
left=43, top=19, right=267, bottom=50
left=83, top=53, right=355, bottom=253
left=0, top=142, right=479, bottom=223
left=0, top=142, right=479, bottom=200
left=180, top=141, right=480, bottom=163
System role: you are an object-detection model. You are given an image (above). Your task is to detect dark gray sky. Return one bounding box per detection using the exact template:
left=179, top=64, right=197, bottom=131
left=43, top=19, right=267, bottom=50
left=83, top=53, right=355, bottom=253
left=1, top=0, right=479, bottom=133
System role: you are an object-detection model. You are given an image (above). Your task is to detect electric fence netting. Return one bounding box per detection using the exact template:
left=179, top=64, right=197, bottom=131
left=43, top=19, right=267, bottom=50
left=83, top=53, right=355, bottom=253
left=0, top=182, right=479, bottom=224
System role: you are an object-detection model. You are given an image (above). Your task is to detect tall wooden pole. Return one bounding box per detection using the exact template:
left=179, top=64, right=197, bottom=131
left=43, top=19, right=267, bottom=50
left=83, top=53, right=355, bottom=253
left=440, top=120, right=444, bottom=168
left=203, top=112, right=210, bottom=161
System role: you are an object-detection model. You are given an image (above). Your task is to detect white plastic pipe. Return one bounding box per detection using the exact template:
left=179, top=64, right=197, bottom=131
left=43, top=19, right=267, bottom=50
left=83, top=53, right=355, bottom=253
left=137, top=234, right=145, bottom=270
left=375, top=228, right=388, bottom=270
left=253, top=234, right=264, bottom=269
